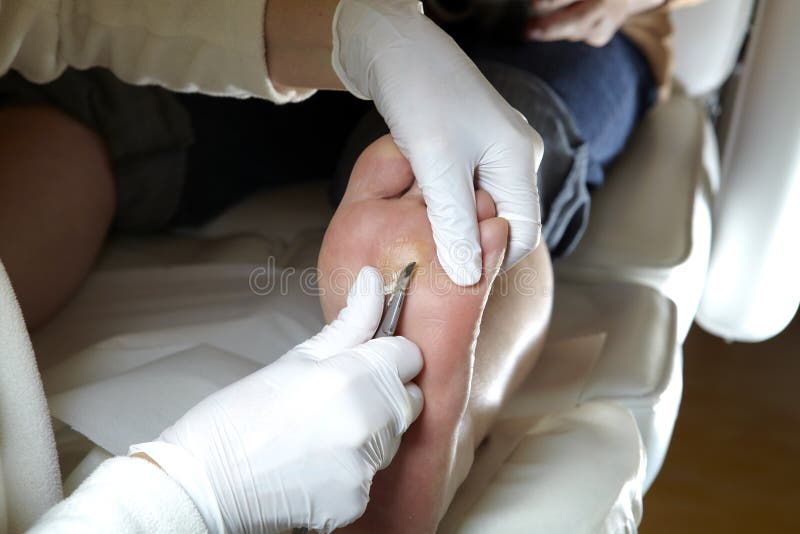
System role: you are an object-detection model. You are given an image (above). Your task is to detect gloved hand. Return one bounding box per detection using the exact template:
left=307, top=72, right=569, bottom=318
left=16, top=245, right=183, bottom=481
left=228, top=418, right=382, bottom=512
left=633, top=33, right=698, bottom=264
left=333, top=0, right=544, bottom=286
left=130, top=267, right=424, bottom=534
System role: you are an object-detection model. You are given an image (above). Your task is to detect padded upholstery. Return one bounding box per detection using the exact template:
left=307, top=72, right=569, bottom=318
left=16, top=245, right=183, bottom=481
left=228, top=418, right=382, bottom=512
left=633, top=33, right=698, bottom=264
left=451, top=402, right=645, bottom=534
left=548, top=280, right=680, bottom=490
left=555, top=92, right=713, bottom=339
left=696, top=0, right=800, bottom=341
left=443, top=280, right=678, bottom=530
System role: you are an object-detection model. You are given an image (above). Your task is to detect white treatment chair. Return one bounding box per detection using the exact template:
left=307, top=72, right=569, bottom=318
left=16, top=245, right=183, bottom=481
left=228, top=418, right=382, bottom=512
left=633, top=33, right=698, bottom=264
left=2, top=1, right=798, bottom=532
left=443, top=0, right=799, bottom=529
left=454, top=0, right=800, bottom=532
left=447, top=1, right=798, bottom=530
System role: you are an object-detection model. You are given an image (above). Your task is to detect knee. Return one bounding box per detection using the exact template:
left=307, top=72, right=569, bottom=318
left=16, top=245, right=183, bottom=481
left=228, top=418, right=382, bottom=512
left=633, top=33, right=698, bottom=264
left=0, top=105, right=116, bottom=227
left=0, top=105, right=116, bottom=329
left=46, top=106, right=116, bottom=225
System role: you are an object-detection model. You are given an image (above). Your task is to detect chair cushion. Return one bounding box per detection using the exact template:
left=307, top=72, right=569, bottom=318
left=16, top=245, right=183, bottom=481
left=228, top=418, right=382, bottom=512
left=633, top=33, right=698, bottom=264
left=555, top=92, right=713, bottom=338
left=559, top=93, right=705, bottom=269
left=442, top=279, right=678, bottom=533
left=550, top=280, right=680, bottom=489
left=549, top=281, right=677, bottom=402
left=450, top=402, right=645, bottom=534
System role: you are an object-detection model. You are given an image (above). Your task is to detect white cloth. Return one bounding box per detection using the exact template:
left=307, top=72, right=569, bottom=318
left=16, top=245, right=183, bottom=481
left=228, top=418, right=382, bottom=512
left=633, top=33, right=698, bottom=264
left=0, top=0, right=313, bottom=103
left=0, top=260, right=62, bottom=532
left=30, top=456, right=207, bottom=534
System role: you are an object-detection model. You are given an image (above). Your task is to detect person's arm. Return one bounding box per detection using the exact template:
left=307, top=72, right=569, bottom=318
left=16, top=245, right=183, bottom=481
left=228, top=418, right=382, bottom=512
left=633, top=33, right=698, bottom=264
left=0, top=0, right=315, bottom=103
left=264, top=0, right=345, bottom=92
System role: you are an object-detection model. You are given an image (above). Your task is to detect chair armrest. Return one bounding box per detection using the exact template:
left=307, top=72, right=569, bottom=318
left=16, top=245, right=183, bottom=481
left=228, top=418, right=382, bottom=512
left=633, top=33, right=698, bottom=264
left=697, top=0, right=800, bottom=342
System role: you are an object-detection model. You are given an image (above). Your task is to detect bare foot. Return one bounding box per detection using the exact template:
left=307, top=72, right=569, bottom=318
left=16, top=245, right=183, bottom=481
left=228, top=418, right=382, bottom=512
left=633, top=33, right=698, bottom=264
left=318, top=135, right=550, bottom=532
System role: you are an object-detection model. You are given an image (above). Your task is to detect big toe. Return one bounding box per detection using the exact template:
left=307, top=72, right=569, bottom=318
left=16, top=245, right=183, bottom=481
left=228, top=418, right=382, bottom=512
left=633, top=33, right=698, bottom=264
left=475, top=190, right=497, bottom=222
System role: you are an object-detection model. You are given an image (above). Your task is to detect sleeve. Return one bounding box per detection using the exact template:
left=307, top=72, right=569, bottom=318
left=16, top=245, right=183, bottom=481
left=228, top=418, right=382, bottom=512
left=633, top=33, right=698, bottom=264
left=0, top=0, right=314, bottom=103
left=28, top=456, right=209, bottom=534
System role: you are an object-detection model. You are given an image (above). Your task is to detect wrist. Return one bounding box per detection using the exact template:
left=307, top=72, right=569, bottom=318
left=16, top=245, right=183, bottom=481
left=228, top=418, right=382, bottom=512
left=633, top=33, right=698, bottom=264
left=332, top=0, right=427, bottom=100
left=131, top=451, right=163, bottom=469
left=129, top=441, right=225, bottom=534
left=264, top=0, right=344, bottom=90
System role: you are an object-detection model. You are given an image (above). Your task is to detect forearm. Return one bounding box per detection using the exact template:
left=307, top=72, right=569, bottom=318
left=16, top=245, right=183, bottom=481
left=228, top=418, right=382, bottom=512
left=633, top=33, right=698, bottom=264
left=265, top=0, right=345, bottom=91
left=0, top=0, right=314, bottom=102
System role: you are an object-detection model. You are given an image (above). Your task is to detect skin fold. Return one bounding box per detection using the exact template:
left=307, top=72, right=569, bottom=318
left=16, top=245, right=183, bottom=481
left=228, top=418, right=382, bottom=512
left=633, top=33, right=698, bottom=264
left=318, top=135, right=553, bottom=532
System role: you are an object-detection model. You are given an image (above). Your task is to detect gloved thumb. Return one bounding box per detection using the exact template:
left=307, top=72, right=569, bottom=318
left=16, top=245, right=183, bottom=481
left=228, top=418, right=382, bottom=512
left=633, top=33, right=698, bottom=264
left=476, top=119, right=544, bottom=269
left=491, top=192, right=542, bottom=269
left=297, top=266, right=385, bottom=359
left=377, top=383, right=423, bottom=472
left=416, top=163, right=483, bottom=286
left=354, top=336, right=424, bottom=432
left=405, top=383, right=424, bottom=426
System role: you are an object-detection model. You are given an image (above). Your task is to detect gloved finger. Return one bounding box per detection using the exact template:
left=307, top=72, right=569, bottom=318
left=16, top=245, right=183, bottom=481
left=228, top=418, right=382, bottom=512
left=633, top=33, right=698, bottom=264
left=478, top=128, right=544, bottom=268
left=416, top=164, right=483, bottom=286
left=478, top=172, right=542, bottom=268
left=298, top=266, right=385, bottom=359
left=405, top=383, right=424, bottom=424
left=360, top=336, right=423, bottom=383
left=378, top=383, right=423, bottom=470
left=500, top=198, right=543, bottom=268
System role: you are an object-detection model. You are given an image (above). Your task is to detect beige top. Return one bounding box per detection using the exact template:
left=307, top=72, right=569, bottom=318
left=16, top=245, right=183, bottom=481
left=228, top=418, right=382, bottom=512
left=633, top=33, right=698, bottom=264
left=623, top=0, right=705, bottom=99
left=0, top=0, right=314, bottom=103
left=0, top=0, right=702, bottom=104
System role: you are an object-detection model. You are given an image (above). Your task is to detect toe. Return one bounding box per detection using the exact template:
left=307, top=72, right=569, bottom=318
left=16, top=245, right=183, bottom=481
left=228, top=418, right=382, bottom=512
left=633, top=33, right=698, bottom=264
left=478, top=217, right=509, bottom=285
left=476, top=189, right=497, bottom=221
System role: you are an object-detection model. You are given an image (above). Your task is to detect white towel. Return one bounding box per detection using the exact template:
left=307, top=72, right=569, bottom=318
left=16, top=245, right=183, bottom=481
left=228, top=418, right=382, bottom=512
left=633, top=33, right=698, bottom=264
left=0, top=260, right=62, bottom=532
left=29, top=457, right=206, bottom=534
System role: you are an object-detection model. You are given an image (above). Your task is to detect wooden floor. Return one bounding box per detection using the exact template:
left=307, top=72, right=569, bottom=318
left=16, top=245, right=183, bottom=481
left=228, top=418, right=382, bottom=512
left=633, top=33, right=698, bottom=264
left=641, top=312, right=800, bottom=533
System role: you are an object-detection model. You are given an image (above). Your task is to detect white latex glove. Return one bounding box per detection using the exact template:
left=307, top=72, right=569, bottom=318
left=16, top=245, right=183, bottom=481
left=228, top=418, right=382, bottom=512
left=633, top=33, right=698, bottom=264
left=130, top=267, right=424, bottom=534
left=333, top=0, right=544, bottom=286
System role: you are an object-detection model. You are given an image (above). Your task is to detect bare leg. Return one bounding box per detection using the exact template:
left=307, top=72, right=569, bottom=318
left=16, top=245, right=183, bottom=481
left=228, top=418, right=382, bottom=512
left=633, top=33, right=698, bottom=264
left=469, top=243, right=553, bottom=442
left=0, top=106, right=115, bottom=330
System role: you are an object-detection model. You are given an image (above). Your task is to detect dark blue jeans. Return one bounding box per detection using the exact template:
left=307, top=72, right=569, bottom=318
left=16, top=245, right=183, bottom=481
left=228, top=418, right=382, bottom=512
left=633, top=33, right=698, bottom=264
left=470, top=33, right=657, bottom=186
